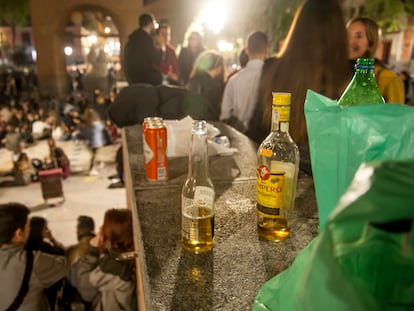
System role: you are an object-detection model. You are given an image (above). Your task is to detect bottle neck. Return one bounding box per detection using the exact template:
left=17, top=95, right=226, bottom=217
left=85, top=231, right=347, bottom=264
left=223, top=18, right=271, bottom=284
left=355, top=66, right=375, bottom=79
left=270, top=106, right=290, bottom=133
left=188, top=131, right=209, bottom=179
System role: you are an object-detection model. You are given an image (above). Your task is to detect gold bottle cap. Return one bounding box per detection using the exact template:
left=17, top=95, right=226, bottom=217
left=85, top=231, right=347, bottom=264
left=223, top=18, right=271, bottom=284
left=272, top=92, right=291, bottom=106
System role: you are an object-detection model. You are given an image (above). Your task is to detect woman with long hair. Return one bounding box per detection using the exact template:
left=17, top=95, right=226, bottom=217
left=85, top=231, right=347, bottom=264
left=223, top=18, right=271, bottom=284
left=248, top=0, right=352, bottom=146
left=178, top=31, right=205, bottom=85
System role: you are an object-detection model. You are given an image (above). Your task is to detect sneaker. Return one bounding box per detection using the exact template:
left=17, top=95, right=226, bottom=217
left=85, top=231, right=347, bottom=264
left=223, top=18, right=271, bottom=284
left=107, top=174, right=118, bottom=180
left=89, top=169, right=99, bottom=176
left=108, top=181, right=124, bottom=189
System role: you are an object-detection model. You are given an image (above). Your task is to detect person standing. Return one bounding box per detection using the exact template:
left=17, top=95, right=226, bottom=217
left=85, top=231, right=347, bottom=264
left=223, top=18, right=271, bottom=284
left=122, top=13, right=162, bottom=85
left=155, top=23, right=180, bottom=85
left=246, top=0, right=352, bottom=176
left=220, top=31, right=268, bottom=133
left=178, top=31, right=205, bottom=85
left=347, top=16, right=405, bottom=104
left=183, top=50, right=225, bottom=121
left=247, top=0, right=352, bottom=146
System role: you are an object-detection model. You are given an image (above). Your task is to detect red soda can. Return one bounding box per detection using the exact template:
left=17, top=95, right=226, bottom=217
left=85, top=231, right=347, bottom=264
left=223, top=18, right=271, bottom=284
left=144, top=120, right=168, bottom=181
left=142, top=117, right=162, bottom=164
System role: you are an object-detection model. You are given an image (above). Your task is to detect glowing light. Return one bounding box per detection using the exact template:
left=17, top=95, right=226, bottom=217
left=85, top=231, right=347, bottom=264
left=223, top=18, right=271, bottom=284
left=64, top=46, right=73, bottom=56
left=31, top=50, right=37, bottom=61
left=199, top=0, right=228, bottom=34
left=104, top=27, right=111, bottom=34
left=217, top=40, right=234, bottom=52
left=103, top=44, right=111, bottom=54
left=87, top=35, right=98, bottom=45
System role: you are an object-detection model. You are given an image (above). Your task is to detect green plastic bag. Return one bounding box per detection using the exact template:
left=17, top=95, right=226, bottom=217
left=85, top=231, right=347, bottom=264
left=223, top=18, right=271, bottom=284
left=253, top=160, right=414, bottom=311
left=304, top=90, right=414, bottom=228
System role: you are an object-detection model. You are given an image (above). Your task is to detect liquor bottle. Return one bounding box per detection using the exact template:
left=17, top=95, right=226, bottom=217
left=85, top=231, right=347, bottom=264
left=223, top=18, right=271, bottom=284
left=338, top=58, right=385, bottom=106
left=256, top=92, right=299, bottom=241
left=182, top=120, right=215, bottom=253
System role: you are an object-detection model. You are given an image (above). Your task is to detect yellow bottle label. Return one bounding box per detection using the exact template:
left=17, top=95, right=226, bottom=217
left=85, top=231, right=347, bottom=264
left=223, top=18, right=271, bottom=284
left=273, top=106, right=290, bottom=122
left=257, top=165, right=284, bottom=218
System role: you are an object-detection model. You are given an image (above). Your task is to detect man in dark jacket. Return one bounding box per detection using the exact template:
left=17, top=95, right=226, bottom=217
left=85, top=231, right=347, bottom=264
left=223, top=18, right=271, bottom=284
left=122, top=13, right=162, bottom=85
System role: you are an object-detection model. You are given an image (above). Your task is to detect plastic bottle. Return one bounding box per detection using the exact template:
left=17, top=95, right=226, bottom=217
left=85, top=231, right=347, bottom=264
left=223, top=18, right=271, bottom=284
left=256, top=92, right=299, bottom=241
left=338, top=58, right=385, bottom=106
left=181, top=120, right=215, bottom=253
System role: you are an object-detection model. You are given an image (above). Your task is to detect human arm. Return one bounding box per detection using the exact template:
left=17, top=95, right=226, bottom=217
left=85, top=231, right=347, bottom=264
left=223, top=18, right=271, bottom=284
left=33, top=251, right=68, bottom=289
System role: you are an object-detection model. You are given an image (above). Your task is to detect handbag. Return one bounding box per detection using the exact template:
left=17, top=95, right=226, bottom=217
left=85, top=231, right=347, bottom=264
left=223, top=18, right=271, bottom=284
left=6, top=250, right=34, bottom=311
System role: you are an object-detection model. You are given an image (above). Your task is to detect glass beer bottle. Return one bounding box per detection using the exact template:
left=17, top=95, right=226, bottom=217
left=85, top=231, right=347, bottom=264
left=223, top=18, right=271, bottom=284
left=182, top=120, right=215, bottom=253
left=338, top=58, right=385, bottom=106
left=257, top=92, right=299, bottom=241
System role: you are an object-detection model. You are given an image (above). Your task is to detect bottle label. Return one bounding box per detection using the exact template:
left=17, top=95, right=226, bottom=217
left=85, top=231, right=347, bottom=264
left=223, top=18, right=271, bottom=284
left=273, top=106, right=290, bottom=122
left=257, top=165, right=284, bottom=217
left=194, top=186, right=215, bottom=208
left=257, top=161, right=296, bottom=218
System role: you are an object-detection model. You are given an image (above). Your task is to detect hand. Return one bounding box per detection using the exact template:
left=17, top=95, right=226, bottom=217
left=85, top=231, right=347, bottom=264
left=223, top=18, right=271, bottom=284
left=43, top=227, right=53, bottom=240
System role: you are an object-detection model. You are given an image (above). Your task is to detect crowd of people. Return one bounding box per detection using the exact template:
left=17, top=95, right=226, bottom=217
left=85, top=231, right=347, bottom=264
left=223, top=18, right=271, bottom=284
left=0, top=203, right=136, bottom=311
left=122, top=7, right=410, bottom=144
left=0, top=78, right=122, bottom=187
left=0, top=0, right=413, bottom=310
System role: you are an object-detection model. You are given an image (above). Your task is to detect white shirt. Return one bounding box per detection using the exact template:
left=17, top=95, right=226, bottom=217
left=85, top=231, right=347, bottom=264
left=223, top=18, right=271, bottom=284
left=220, top=59, right=264, bottom=132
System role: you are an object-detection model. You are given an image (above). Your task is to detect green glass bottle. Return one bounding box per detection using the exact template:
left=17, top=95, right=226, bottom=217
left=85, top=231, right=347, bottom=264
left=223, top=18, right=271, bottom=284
left=338, top=58, right=385, bottom=106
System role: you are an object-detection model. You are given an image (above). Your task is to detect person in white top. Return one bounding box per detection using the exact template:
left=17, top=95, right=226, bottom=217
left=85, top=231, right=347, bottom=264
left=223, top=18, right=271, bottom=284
left=220, top=31, right=268, bottom=133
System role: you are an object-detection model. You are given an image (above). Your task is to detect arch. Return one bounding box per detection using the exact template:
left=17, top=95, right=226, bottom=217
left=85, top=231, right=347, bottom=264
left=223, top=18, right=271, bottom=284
left=30, top=0, right=174, bottom=95
left=63, top=5, right=122, bottom=93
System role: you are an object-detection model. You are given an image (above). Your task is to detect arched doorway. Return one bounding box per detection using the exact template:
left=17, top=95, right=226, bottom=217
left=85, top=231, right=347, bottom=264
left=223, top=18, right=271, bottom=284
left=65, top=7, right=121, bottom=94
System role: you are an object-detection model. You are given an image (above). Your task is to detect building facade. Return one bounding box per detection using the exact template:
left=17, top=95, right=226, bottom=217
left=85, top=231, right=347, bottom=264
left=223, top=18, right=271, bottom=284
left=28, top=0, right=198, bottom=95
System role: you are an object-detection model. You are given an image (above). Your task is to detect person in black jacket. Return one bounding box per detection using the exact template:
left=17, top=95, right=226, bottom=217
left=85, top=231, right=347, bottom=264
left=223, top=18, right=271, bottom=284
left=122, top=13, right=162, bottom=85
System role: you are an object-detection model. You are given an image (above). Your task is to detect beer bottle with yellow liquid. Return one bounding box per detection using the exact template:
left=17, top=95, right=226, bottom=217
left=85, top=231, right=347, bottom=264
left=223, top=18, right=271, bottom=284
left=257, top=92, right=299, bottom=241
left=182, top=120, right=215, bottom=253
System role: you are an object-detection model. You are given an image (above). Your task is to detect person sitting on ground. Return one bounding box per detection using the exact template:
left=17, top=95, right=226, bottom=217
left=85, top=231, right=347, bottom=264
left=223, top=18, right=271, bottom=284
left=0, top=141, right=32, bottom=187
left=66, top=215, right=96, bottom=265
left=64, top=216, right=97, bottom=311
left=26, top=216, right=66, bottom=310
left=0, top=202, right=68, bottom=311
left=26, top=216, right=65, bottom=256
left=69, top=208, right=137, bottom=311
left=46, top=137, right=71, bottom=179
